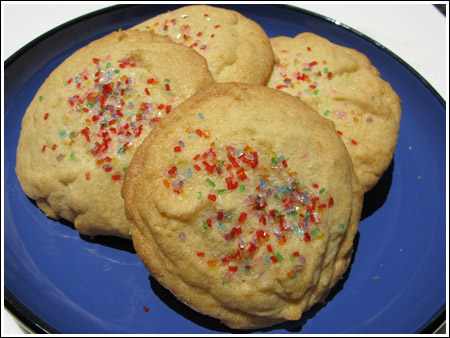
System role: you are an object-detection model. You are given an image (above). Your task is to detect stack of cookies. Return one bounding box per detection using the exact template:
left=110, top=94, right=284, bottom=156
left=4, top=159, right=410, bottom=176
left=15, top=5, right=401, bottom=330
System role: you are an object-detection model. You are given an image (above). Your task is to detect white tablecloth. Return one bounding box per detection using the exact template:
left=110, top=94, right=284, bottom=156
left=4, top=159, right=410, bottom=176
left=2, top=2, right=446, bottom=334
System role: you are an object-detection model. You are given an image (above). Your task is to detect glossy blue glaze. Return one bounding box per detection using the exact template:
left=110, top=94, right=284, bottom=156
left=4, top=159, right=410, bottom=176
left=4, top=4, right=446, bottom=334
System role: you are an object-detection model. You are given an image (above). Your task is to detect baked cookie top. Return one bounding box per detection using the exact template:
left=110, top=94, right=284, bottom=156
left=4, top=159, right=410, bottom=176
left=267, top=33, right=401, bottom=192
left=130, top=5, right=274, bottom=85
left=15, top=30, right=215, bottom=238
left=123, top=83, right=363, bottom=329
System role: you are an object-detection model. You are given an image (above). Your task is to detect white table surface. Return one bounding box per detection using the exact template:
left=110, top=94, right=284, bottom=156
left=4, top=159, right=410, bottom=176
left=2, top=2, right=447, bottom=335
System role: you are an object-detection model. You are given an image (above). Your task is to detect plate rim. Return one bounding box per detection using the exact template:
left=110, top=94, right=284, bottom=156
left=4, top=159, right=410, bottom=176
left=3, top=3, right=446, bottom=334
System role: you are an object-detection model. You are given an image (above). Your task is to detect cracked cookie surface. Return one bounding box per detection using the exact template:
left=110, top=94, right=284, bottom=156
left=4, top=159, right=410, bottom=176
left=123, top=83, right=363, bottom=329
left=15, top=30, right=215, bottom=238
left=131, top=5, right=274, bottom=85
left=267, top=33, right=401, bottom=192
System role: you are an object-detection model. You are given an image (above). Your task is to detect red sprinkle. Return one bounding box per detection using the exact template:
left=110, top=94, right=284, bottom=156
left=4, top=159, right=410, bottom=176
left=85, top=172, right=90, bottom=180
left=196, top=252, right=205, bottom=257
left=174, top=146, right=182, bottom=152
left=112, top=174, right=121, bottom=181
left=208, top=194, right=217, bottom=202
left=328, top=197, right=334, bottom=207
left=143, top=306, right=149, bottom=312
left=238, top=212, right=247, bottom=223
left=167, top=166, right=177, bottom=176
left=44, top=113, right=49, bottom=120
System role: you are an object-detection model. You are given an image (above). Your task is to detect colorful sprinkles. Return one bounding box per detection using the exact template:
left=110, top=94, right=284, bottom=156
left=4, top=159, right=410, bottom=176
left=272, top=42, right=372, bottom=147
left=163, top=131, right=341, bottom=285
left=40, top=54, right=176, bottom=182
left=139, top=10, right=222, bottom=54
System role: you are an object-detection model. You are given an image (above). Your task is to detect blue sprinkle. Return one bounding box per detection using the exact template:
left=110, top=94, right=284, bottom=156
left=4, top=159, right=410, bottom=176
left=260, top=179, right=266, bottom=189
left=198, top=113, right=205, bottom=120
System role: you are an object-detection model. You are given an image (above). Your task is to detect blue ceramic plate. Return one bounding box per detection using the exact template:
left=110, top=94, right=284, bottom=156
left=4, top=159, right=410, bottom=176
left=4, top=4, right=446, bottom=334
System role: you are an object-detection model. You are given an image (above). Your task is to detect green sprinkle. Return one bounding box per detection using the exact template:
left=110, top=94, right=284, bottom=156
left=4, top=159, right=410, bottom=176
left=275, top=252, right=284, bottom=262
left=69, top=132, right=75, bottom=140
left=311, top=228, right=320, bottom=236
left=222, top=280, right=230, bottom=287
left=319, top=188, right=325, bottom=194
left=295, top=96, right=301, bottom=99
left=106, top=62, right=111, bottom=68
left=165, top=91, right=172, bottom=95
left=123, top=166, right=128, bottom=173
left=39, top=96, right=43, bottom=101
left=197, top=192, right=202, bottom=199
left=271, top=157, right=278, bottom=164
left=203, top=221, right=209, bottom=230
left=274, top=194, right=280, bottom=200
left=118, top=146, right=125, bottom=154
left=239, top=184, right=245, bottom=192
left=164, top=78, right=170, bottom=83
left=314, top=72, right=319, bottom=78
left=59, top=131, right=66, bottom=138
left=371, top=96, right=376, bottom=100
left=70, top=152, right=75, bottom=160
left=289, top=211, right=298, bottom=219
left=303, top=67, right=310, bottom=72
left=313, top=89, right=319, bottom=95
left=198, top=113, right=205, bottom=120
left=205, top=178, right=216, bottom=187
left=324, top=109, right=330, bottom=116
left=289, top=254, right=295, bottom=262
left=324, top=68, right=329, bottom=74
left=290, top=272, right=298, bottom=279
left=217, top=189, right=227, bottom=195
left=114, top=69, right=120, bottom=74
left=338, top=224, right=345, bottom=230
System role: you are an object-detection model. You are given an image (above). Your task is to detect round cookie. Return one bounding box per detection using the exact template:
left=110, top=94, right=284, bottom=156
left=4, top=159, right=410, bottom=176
left=130, top=5, right=274, bottom=85
left=267, top=33, right=401, bottom=192
left=15, top=30, right=215, bottom=238
left=122, top=83, right=363, bottom=329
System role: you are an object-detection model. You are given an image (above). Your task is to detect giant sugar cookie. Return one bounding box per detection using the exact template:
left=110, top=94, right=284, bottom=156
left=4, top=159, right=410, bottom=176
left=16, top=30, right=215, bottom=238
left=123, top=83, right=363, bottom=329
left=267, top=33, right=401, bottom=192
left=131, top=5, right=274, bottom=85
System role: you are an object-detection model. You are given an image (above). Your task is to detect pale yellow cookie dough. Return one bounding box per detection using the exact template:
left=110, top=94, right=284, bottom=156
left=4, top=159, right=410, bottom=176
left=267, top=33, right=401, bottom=192
left=15, top=30, right=215, bottom=238
left=131, top=5, right=274, bottom=85
left=123, top=83, right=363, bottom=329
